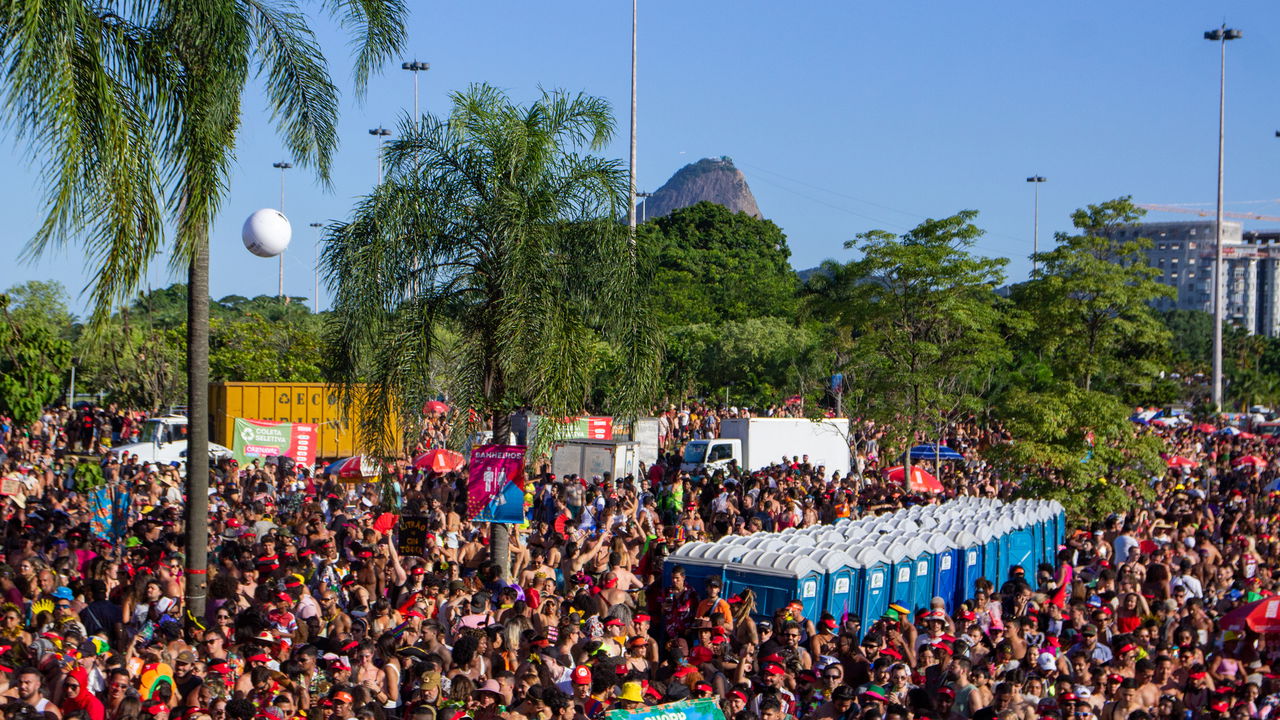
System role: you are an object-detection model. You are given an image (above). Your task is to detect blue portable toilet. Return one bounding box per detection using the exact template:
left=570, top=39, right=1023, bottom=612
left=1048, top=500, right=1067, bottom=564
left=662, top=541, right=708, bottom=586
left=970, top=522, right=1002, bottom=585
left=796, top=547, right=857, bottom=620
left=788, top=534, right=818, bottom=549
left=920, top=532, right=959, bottom=613
left=878, top=542, right=914, bottom=609
left=947, top=529, right=983, bottom=606
left=903, top=537, right=935, bottom=615
left=849, top=544, right=891, bottom=633
left=1007, top=513, right=1036, bottom=574
left=1018, top=504, right=1044, bottom=569
left=664, top=542, right=746, bottom=587
left=724, top=552, right=825, bottom=621
left=744, top=534, right=780, bottom=550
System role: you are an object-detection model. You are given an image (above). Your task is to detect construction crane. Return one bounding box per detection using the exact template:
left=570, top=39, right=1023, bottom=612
left=1138, top=203, right=1280, bottom=223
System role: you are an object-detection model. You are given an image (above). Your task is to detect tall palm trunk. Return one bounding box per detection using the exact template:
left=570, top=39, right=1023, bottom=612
left=491, top=394, right=512, bottom=582
left=185, top=230, right=211, bottom=617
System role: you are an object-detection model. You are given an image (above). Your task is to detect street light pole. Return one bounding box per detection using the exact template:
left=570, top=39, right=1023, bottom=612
left=1026, top=176, right=1046, bottom=276
left=310, top=222, right=323, bottom=313
left=627, top=0, right=637, bottom=239
left=1206, top=24, right=1241, bottom=412
left=401, top=61, right=430, bottom=124
left=273, top=161, right=293, bottom=298
left=369, top=127, right=392, bottom=183
left=637, top=191, right=653, bottom=223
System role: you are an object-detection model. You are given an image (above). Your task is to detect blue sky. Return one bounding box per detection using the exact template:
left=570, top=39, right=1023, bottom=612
left=4, top=1, right=1280, bottom=315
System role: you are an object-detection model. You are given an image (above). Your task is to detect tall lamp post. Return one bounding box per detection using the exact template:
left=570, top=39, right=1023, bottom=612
left=310, top=222, right=323, bottom=313
left=1026, top=176, right=1046, bottom=275
left=369, top=127, right=392, bottom=183
left=1206, top=24, right=1241, bottom=412
left=401, top=60, right=430, bottom=124
left=272, top=161, right=293, bottom=298
left=627, top=0, right=637, bottom=238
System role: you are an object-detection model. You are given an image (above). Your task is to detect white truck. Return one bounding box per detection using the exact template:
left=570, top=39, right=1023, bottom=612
left=550, top=439, right=641, bottom=482
left=110, top=415, right=234, bottom=465
left=679, top=417, right=851, bottom=477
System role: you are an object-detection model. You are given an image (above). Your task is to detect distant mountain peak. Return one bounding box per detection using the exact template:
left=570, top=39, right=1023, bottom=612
left=639, top=157, right=761, bottom=221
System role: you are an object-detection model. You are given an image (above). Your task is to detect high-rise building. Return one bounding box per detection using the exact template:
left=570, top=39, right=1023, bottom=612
left=1104, top=220, right=1280, bottom=337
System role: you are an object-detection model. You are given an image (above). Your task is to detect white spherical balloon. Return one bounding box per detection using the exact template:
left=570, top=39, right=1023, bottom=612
left=242, top=209, right=292, bottom=258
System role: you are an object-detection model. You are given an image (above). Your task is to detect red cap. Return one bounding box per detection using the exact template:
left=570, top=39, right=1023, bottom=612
left=572, top=666, right=591, bottom=685
left=634, top=613, right=651, bottom=622
left=248, top=654, right=271, bottom=663
left=764, top=663, right=786, bottom=676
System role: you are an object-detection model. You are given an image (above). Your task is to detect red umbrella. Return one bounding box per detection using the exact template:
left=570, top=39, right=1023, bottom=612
left=884, top=465, right=944, bottom=494
left=1194, top=423, right=1217, bottom=434
left=413, top=448, right=465, bottom=473
left=422, top=400, right=450, bottom=415
left=323, top=455, right=379, bottom=479
left=1233, top=455, right=1268, bottom=468
left=1166, top=456, right=1198, bottom=469
left=1220, top=596, right=1280, bottom=634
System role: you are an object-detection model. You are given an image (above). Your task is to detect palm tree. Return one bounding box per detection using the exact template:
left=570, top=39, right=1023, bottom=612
left=323, top=84, right=660, bottom=577
left=0, top=0, right=406, bottom=615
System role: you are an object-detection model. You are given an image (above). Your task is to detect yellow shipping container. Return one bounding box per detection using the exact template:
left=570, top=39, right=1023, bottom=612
left=210, top=382, right=403, bottom=460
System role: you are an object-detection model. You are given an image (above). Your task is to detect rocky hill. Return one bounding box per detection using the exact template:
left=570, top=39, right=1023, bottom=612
left=639, top=157, right=761, bottom=221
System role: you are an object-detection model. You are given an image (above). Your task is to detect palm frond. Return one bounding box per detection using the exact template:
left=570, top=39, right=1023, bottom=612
left=243, top=0, right=339, bottom=183
left=321, top=0, right=406, bottom=95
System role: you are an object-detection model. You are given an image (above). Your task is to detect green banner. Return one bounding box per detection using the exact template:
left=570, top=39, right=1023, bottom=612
left=605, top=698, right=726, bottom=720
left=233, top=417, right=318, bottom=466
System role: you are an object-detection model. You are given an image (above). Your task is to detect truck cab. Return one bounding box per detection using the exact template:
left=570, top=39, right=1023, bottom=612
left=680, top=438, right=742, bottom=473
left=110, top=416, right=234, bottom=465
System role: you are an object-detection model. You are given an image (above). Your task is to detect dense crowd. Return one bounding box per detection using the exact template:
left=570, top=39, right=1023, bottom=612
left=0, top=406, right=1278, bottom=720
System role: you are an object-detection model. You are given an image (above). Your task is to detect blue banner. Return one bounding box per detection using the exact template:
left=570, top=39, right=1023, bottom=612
left=111, top=485, right=131, bottom=541
left=88, top=485, right=112, bottom=542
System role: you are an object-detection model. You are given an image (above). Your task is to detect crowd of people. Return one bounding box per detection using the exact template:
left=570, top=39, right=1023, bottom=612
left=0, top=405, right=1277, bottom=720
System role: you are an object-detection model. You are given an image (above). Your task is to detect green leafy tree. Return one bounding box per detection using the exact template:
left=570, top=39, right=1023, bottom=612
left=996, top=198, right=1173, bottom=523
left=6, top=281, right=76, bottom=340
left=76, top=317, right=187, bottom=411
left=0, top=291, right=73, bottom=424
left=322, top=85, right=661, bottom=578
left=639, top=202, right=797, bottom=326
left=0, top=0, right=406, bottom=615
left=661, top=317, right=822, bottom=407
left=1011, top=198, right=1173, bottom=396
left=835, top=212, right=1010, bottom=470
left=210, top=314, right=324, bottom=383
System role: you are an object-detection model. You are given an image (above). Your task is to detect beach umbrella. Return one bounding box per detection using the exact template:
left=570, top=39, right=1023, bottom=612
left=422, top=400, right=450, bottom=415
left=1216, top=427, right=1242, bottom=436
left=907, top=444, right=964, bottom=461
left=1220, top=596, right=1280, bottom=634
left=1233, top=455, right=1267, bottom=468
left=413, top=448, right=465, bottom=473
left=1195, top=424, right=1218, bottom=434
left=884, top=465, right=944, bottom=494
left=1166, top=456, right=1198, bottom=469
left=324, top=455, right=379, bottom=479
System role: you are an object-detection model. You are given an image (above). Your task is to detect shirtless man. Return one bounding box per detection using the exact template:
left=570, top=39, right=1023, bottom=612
left=1134, top=659, right=1162, bottom=708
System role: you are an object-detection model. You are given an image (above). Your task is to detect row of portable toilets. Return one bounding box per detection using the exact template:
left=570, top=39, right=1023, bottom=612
left=664, top=498, right=1065, bottom=635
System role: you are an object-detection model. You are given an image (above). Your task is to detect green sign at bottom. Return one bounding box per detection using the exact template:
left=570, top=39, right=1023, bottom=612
left=606, top=698, right=726, bottom=720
